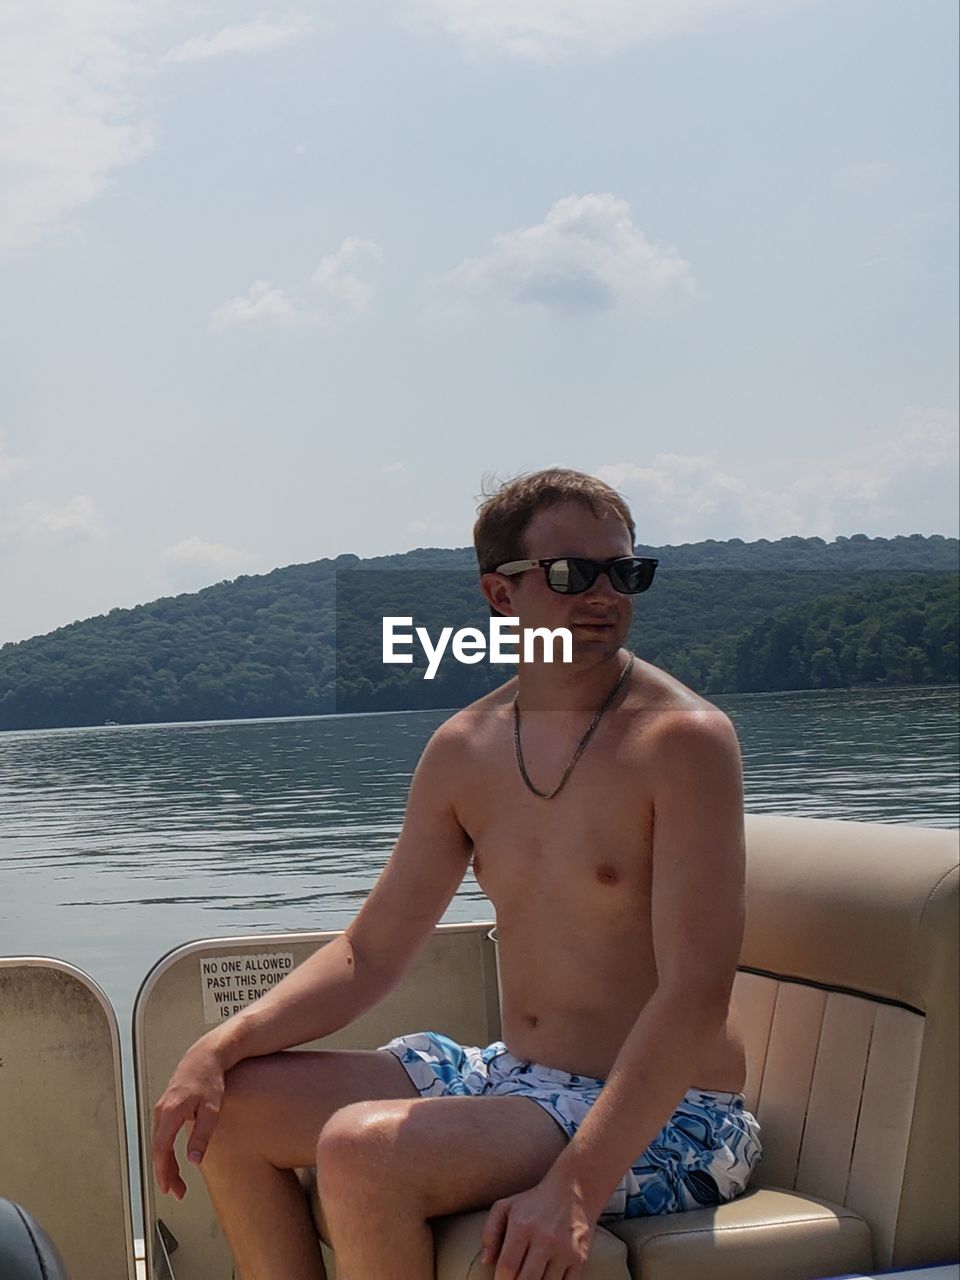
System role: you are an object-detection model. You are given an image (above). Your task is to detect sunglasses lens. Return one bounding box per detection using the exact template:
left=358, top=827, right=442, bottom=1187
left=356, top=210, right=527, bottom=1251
left=546, top=558, right=655, bottom=593
left=547, top=559, right=594, bottom=593
left=610, top=559, right=654, bottom=593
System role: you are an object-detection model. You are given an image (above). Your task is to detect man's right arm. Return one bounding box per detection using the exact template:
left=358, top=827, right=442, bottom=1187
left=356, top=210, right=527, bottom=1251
left=197, top=932, right=390, bottom=1070
left=197, top=715, right=474, bottom=1070
left=153, top=717, right=474, bottom=1195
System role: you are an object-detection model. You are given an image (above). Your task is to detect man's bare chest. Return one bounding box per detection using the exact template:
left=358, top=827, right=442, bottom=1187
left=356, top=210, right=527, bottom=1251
left=457, top=742, right=655, bottom=928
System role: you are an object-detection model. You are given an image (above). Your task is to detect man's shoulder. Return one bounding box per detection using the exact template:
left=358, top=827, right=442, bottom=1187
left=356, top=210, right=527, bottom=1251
left=424, top=683, right=513, bottom=757
left=414, top=693, right=508, bottom=821
left=624, top=661, right=737, bottom=756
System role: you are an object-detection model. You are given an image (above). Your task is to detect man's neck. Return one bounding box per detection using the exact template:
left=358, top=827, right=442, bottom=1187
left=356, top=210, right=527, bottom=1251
left=513, top=647, right=632, bottom=713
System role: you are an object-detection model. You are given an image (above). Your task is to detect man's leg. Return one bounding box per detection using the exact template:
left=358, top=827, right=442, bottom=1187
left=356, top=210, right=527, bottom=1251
left=196, top=1047, right=421, bottom=1280
left=316, top=1093, right=570, bottom=1280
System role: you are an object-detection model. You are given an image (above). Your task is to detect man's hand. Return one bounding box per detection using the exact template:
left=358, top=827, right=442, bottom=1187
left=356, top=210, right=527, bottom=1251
left=151, top=1040, right=229, bottom=1200
left=479, top=1172, right=598, bottom=1279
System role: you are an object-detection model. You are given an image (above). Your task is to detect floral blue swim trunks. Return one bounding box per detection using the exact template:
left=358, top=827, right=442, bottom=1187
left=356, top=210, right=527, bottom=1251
left=376, top=1029, right=762, bottom=1222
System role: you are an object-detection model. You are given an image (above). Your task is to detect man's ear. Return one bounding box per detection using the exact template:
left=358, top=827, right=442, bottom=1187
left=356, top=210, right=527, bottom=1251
left=479, top=571, right=514, bottom=617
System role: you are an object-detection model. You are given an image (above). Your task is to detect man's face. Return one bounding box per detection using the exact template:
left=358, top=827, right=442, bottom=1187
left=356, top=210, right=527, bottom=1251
left=483, top=501, right=635, bottom=661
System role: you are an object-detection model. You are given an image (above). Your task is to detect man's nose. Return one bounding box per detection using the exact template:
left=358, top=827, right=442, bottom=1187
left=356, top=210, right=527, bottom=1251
left=581, top=570, right=622, bottom=603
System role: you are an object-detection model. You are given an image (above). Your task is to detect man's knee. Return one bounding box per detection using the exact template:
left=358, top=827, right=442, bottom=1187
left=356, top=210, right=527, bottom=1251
left=315, top=1101, right=403, bottom=1181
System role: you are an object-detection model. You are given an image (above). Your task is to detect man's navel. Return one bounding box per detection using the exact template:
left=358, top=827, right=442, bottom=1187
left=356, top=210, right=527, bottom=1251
left=595, top=863, right=621, bottom=885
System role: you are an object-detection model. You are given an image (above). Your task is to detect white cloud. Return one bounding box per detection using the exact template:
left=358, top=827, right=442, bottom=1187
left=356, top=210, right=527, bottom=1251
left=0, top=0, right=154, bottom=254
left=2, top=494, right=104, bottom=543
left=209, top=280, right=302, bottom=329
left=598, top=455, right=750, bottom=537
left=410, top=0, right=811, bottom=62
left=878, top=406, right=958, bottom=469
left=0, top=433, right=29, bottom=482
left=163, top=16, right=310, bottom=63
left=597, top=407, right=960, bottom=542
left=211, top=237, right=381, bottom=329
left=380, top=462, right=407, bottom=475
left=311, top=237, right=381, bottom=313
left=407, top=516, right=450, bottom=537
left=0, top=5, right=315, bottom=254
left=440, top=194, right=695, bottom=314
left=161, top=535, right=254, bottom=567
left=160, top=535, right=260, bottom=591
left=843, top=160, right=897, bottom=189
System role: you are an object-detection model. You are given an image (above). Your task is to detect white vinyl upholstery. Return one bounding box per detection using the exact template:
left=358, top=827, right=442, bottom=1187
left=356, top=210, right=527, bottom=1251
left=307, top=815, right=958, bottom=1280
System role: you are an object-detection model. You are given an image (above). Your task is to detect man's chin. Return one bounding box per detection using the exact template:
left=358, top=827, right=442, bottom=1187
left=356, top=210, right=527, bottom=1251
left=571, top=622, right=618, bottom=638
left=568, top=627, right=625, bottom=658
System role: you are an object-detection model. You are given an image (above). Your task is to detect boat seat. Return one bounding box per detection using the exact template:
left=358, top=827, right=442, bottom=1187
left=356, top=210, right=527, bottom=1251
left=0, top=959, right=136, bottom=1280
left=302, top=815, right=958, bottom=1280
left=300, top=1172, right=872, bottom=1279
left=601, top=1184, right=872, bottom=1280
left=131, top=814, right=957, bottom=1279
left=298, top=1171, right=632, bottom=1277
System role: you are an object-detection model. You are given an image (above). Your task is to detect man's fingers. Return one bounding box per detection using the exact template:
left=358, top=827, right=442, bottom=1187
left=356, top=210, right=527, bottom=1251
left=161, top=1150, right=184, bottom=1198
left=493, top=1236, right=528, bottom=1280
left=159, top=1160, right=186, bottom=1200
left=150, top=1136, right=182, bottom=1197
left=152, top=1105, right=188, bottom=1192
left=480, top=1199, right=508, bottom=1265
left=186, top=1100, right=221, bottom=1166
left=156, top=1148, right=181, bottom=1196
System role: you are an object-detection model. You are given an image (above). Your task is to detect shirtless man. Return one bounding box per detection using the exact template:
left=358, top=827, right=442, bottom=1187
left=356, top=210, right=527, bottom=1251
left=152, top=467, right=762, bottom=1280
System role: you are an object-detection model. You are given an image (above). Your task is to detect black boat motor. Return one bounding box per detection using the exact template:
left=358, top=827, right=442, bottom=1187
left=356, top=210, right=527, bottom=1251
left=0, top=1198, right=71, bottom=1280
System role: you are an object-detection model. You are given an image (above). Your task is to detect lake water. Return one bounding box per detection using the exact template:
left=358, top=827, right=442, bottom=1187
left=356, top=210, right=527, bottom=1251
left=1, top=683, right=958, bottom=1238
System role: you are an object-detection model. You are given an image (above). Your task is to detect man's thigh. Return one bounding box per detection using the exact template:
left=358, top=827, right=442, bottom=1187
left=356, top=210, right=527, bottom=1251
left=213, top=1047, right=421, bottom=1169
left=316, top=1093, right=570, bottom=1219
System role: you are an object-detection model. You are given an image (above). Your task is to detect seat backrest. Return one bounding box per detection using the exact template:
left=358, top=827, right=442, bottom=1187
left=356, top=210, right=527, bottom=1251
left=732, top=815, right=959, bottom=1270
left=134, top=922, right=500, bottom=1280
left=0, top=958, right=136, bottom=1280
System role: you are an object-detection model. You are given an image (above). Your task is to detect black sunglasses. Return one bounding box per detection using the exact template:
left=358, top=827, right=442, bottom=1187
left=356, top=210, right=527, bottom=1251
left=494, top=556, right=658, bottom=595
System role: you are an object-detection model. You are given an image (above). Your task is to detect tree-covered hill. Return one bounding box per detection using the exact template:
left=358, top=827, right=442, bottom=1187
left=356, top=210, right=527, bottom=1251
left=0, top=534, right=956, bottom=730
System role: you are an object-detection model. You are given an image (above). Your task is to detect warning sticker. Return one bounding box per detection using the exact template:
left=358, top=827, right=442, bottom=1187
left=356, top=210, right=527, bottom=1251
left=200, top=952, right=295, bottom=1024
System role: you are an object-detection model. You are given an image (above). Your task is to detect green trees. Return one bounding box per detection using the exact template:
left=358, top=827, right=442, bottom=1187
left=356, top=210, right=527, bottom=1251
left=0, top=537, right=956, bottom=730
left=711, top=574, right=956, bottom=694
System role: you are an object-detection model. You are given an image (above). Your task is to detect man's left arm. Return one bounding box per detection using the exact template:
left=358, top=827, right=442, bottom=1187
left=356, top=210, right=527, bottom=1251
left=544, top=708, right=747, bottom=1221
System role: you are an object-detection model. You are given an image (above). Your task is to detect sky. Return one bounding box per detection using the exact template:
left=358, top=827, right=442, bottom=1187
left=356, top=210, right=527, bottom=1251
left=0, top=0, right=957, bottom=646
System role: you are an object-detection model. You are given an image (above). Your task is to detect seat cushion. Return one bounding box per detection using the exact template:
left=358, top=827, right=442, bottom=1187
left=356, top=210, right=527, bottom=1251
left=300, top=1169, right=630, bottom=1278
left=432, top=1210, right=630, bottom=1279
left=605, top=1184, right=874, bottom=1280
left=302, top=1170, right=873, bottom=1280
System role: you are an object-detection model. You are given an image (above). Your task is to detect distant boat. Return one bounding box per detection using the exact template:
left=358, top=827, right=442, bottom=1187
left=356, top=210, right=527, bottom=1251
left=104, top=719, right=119, bottom=725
